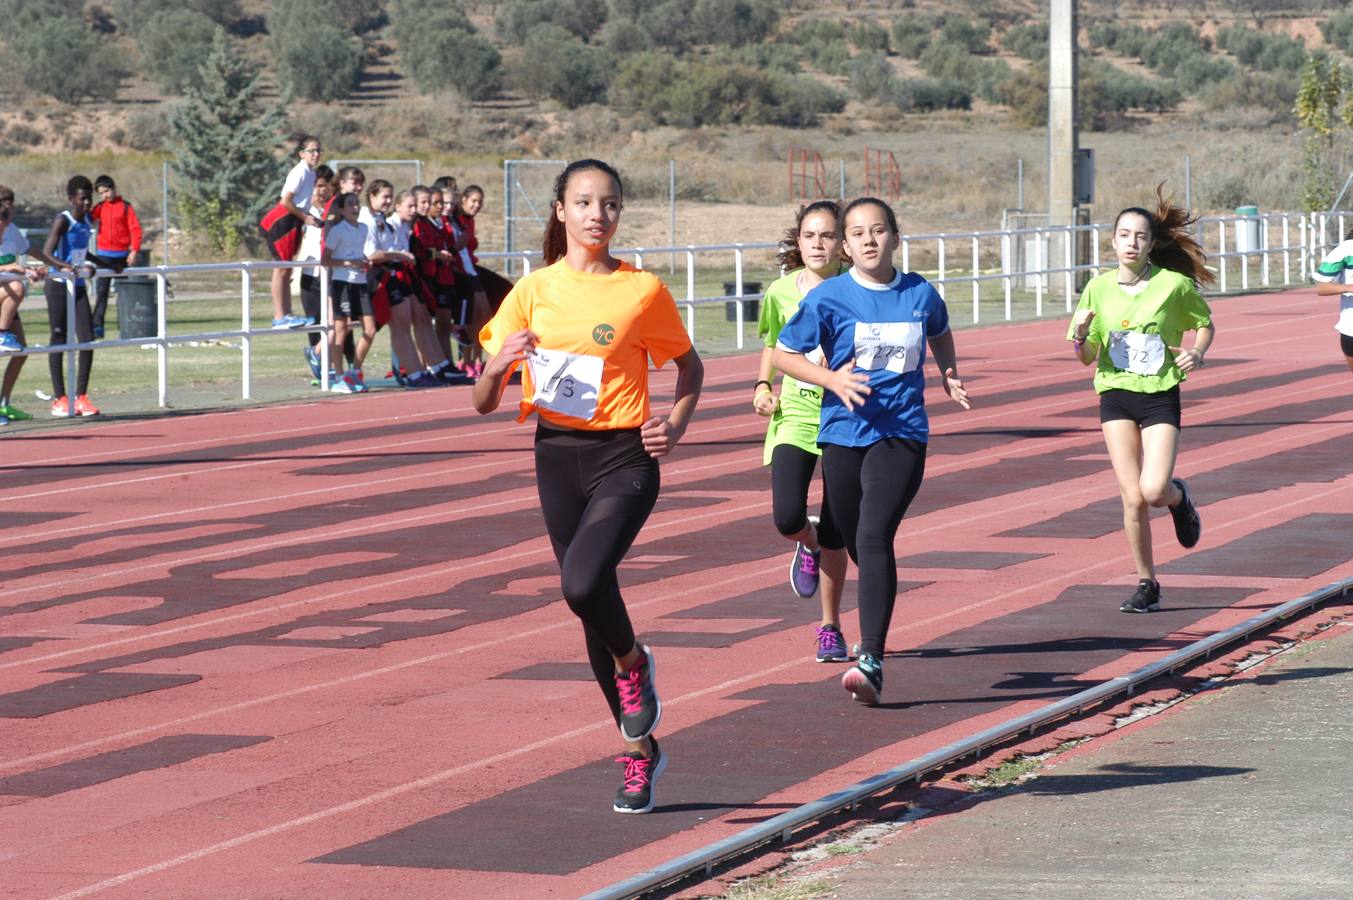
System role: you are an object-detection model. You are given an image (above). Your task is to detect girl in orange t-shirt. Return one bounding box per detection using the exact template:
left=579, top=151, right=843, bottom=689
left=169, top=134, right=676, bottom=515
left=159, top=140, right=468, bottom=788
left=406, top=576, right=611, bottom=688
left=474, top=158, right=703, bottom=815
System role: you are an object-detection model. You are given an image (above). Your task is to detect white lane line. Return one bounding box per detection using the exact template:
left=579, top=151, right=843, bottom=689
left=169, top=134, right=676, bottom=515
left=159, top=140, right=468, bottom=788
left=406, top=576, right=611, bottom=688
left=46, top=469, right=1353, bottom=900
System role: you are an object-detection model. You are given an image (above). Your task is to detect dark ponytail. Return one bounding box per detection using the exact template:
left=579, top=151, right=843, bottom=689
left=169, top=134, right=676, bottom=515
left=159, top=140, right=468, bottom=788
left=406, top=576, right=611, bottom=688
left=1115, top=183, right=1215, bottom=287
left=543, top=158, right=624, bottom=266
left=778, top=200, right=841, bottom=270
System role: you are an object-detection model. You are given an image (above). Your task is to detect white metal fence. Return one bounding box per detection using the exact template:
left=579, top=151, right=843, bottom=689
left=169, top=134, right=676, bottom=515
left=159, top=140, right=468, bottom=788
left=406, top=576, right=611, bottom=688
left=4, top=210, right=1340, bottom=412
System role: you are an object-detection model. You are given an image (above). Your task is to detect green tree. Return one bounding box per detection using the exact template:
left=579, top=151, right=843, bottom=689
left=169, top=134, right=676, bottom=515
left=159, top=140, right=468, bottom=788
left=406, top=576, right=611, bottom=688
left=392, top=2, right=502, bottom=99
left=1294, top=54, right=1347, bottom=211
left=691, top=0, right=777, bottom=47
left=170, top=28, right=288, bottom=254
left=273, top=22, right=365, bottom=102
left=137, top=9, right=218, bottom=94
left=497, top=0, right=607, bottom=43
left=113, top=0, right=239, bottom=32
left=23, top=18, right=126, bottom=103
left=510, top=24, right=610, bottom=108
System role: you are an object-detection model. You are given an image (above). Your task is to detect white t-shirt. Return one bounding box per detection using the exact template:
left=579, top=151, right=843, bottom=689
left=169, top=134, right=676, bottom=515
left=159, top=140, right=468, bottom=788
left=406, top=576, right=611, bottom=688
left=281, top=160, right=316, bottom=209
left=0, top=222, right=29, bottom=283
left=1312, top=238, right=1353, bottom=337
left=326, top=219, right=376, bottom=284
left=297, top=204, right=325, bottom=277
left=384, top=214, right=412, bottom=253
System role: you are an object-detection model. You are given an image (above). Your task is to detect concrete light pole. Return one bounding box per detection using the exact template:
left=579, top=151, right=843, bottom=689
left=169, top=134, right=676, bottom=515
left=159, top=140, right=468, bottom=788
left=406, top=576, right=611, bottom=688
left=1048, top=0, right=1078, bottom=230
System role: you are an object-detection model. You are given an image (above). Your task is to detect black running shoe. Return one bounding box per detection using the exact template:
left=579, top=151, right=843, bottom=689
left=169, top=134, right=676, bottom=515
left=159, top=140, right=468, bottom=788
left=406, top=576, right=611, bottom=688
left=613, top=738, right=666, bottom=814
left=615, top=644, right=661, bottom=742
left=1120, top=579, right=1161, bottom=614
left=842, top=653, right=883, bottom=705
left=1169, top=478, right=1201, bottom=548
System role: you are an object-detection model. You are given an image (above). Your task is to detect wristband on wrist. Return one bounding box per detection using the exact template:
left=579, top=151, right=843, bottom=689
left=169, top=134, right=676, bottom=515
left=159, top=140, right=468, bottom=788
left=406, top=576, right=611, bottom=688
left=753, top=379, right=772, bottom=391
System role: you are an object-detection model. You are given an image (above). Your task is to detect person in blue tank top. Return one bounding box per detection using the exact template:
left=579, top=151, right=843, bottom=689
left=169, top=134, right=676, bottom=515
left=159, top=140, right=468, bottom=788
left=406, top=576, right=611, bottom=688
left=773, top=197, right=971, bottom=707
left=41, top=176, right=100, bottom=417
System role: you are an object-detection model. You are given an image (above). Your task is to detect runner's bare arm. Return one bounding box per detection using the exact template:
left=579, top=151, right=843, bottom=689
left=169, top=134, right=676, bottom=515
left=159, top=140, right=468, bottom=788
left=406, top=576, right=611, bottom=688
left=773, top=347, right=869, bottom=412
left=928, top=329, right=971, bottom=410
left=473, top=328, right=538, bottom=414
left=641, top=347, right=704, bottom=457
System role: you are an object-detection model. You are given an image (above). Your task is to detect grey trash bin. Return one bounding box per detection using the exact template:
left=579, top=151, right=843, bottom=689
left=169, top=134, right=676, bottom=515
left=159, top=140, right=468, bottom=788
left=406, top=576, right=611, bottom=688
left=724, top=281, right=762, bottom=323
left=115, top=276, right=159, bottom=339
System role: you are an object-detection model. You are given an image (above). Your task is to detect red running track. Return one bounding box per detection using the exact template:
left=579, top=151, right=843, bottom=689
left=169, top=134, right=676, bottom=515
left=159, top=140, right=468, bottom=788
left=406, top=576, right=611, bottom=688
left=2, top=287, right=1352, bottom=898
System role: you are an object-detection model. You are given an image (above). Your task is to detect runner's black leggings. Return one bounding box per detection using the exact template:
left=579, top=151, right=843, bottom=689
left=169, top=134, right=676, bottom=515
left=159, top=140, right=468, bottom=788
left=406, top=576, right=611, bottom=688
left=44, top=280, right=93, bottom=397
left=534, top=424, right=660, bottom=727
left=821, top=438, right=927, bottom=658
left=770, top=443, right=844, bottom=549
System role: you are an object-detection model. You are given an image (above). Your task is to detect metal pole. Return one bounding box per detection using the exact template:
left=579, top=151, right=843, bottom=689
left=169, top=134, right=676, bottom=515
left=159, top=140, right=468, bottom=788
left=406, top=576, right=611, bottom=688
left=64, top=278, right=76, bottom=416
left=156, top=268, right=168, bottom=406
left=162, top=160, right=170, bottom=267
left=839, top=159, right=846, bottom=199
left=1017, top=158, right=1024, bottom=210
left=669, top=160, right=676, bottom=275
left=1184, top=155, right=1192, bottom=213
left=502, top=162, right=512, bottom=272
left=241, top=263, right=252, bottom=400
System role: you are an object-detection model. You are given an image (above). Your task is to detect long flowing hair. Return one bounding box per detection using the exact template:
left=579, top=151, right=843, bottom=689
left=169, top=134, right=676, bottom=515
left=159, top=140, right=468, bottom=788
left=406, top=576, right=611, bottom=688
left=1115, top=184, right=1214, bottom=286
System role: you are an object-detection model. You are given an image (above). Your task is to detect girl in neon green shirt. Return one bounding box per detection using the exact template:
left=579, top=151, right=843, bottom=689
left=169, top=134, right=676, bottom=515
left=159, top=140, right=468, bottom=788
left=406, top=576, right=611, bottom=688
left=1067, top=189, right=1216, bottom=614
left=753, top=201, right=851, bottom=662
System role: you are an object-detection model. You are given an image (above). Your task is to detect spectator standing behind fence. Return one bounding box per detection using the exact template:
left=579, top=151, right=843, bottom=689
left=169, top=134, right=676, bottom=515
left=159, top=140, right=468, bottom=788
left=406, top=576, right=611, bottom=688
left=295, top=165, right=336, bottom=382
left=441, top=178, right=490, bottom=379
left=386, top=190, right=452, bottom=387
left=258, top=135, right=322, bottom=329
left=459, top=183, right=515, bottom=378
left=322, top=192, right=377, bottom=394
left=0, top=184, right=68, bottom=424
left=42, top=176, right=102, bottom=418
left=1311, top=225, right=1353, bottom=375
left=88, top=175, right=143, bottom=339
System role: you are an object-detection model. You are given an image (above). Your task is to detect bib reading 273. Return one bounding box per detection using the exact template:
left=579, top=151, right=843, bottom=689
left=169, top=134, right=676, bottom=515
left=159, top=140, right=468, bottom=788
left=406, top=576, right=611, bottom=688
left=1108, top=330, right=1166, bottom=376
left=853, top=322, right=923, bottom=374
left=528, top=348, right=603, bottom=421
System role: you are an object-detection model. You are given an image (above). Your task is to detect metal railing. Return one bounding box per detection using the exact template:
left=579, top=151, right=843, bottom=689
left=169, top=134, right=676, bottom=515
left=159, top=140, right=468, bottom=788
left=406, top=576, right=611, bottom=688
left=4, top=259, right=337, bottom=415
left=581, top=575, right=1353, bottom=900
left=4, top=211, right=1337, bottom=411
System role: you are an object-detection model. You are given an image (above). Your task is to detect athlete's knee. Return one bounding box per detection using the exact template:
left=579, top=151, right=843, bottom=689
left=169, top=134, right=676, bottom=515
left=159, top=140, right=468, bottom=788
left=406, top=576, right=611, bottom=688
left=854, top=525, right=895, bottom=559
left=559, top=565, right=610, bottom=615
left=1140, top=478, right=1173, bottom=508
left=1119, top=484, right=1146, bottom=509
left=771, top=504, right=807, bottom=537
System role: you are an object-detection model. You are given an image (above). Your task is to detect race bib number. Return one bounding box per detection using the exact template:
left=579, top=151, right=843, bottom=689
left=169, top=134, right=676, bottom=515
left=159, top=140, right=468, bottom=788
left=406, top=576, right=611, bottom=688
left=528, top=348, right=603, bottom=421
left=1108, top=331, right=1166, bottom=376
left=853, top=321, right=922, bottom=374
left=70, top=247, right=87, bottom=266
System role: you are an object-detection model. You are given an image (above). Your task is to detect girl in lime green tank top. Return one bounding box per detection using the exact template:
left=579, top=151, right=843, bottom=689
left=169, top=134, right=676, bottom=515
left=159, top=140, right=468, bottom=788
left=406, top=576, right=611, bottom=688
left=752, top=201, right=851, bottom=663
left=1067, top=188, right=1217, bottom=615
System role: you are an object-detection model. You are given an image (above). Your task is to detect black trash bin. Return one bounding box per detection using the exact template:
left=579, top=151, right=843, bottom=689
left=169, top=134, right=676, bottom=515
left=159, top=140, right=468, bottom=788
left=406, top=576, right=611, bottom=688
left=723, top=281, right=762, bottom=323
left=115, top=276, right=159, bottom=339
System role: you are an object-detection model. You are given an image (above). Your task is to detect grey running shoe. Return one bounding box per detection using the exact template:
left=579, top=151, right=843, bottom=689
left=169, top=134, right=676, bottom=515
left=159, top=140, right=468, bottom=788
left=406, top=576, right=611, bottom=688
left=1120, top=578, right=1161, bottom=614
left=1169, top=478, right=1201, bottom=548
left=613, top=738, right=667, bottom=814
left=615, top=644, right=661, bottom=742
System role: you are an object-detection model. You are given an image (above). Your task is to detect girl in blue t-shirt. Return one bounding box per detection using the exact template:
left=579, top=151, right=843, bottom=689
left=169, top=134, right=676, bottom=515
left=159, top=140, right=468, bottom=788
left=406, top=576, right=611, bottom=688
left=773, top=197, right=971, bottom=706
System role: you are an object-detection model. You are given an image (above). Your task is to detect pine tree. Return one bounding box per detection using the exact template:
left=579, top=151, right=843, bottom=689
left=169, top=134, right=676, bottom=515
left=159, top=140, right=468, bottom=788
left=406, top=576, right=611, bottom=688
left=170, top=28, right=289, bottom=254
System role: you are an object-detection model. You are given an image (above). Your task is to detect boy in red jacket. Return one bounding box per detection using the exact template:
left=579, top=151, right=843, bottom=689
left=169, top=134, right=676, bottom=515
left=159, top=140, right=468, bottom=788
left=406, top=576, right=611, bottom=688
left=89, top=175, right=142, bottom=339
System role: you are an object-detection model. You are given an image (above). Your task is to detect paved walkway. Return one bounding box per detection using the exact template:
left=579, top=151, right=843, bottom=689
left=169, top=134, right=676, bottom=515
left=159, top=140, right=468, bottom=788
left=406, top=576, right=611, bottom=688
left=824, top=619, right=1353, bottom=899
